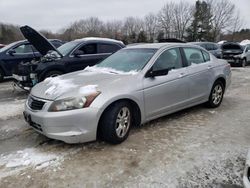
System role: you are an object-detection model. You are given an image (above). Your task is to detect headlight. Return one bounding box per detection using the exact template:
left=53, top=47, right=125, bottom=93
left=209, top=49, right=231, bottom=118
left=48, top=92, right=100, bottom=112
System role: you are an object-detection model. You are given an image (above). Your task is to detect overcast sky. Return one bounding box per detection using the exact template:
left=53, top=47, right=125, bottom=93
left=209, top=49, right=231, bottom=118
left=0, top=0, right=249, bottom=32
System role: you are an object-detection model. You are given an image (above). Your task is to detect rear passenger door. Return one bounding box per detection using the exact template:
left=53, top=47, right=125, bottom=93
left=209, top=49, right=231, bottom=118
left=182, top=47, right=214, bottom=103
left=97, top=43, right=121, bottom=63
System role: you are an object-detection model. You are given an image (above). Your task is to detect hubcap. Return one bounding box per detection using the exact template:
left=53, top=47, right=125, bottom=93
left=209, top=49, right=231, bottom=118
left=212, top=84, right=223, bottom=105
left=115, top=107, right=131, bottom=138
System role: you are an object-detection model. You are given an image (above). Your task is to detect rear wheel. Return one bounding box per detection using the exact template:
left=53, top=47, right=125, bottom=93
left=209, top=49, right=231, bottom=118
left=43, top=70, right=63, bottom=80
left=99, top=101, right=132, bottom=144
left=0, top=68, right=4, bottom=82
left=206, top=81, right=225, bottom=108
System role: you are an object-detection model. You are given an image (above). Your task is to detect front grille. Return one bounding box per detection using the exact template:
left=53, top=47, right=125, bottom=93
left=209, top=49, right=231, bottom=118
left=28, top=97, right=45, bottom=110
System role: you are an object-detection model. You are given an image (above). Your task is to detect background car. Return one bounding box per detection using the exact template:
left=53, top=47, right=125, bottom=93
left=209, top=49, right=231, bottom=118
left=0, top=39, right=63, bottom=82
left=23, top=43, right=231, bottom=144
left=13, top=26, right=125, bottom=89
left=220, top=42, right=244, bottom=66
left=189, top=42, right=222, bottom=58
left=233, top=44, right=250, bottom=67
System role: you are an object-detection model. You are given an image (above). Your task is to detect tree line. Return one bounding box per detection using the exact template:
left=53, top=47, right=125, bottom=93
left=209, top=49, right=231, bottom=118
left=0, top=0, right=248, bottom=44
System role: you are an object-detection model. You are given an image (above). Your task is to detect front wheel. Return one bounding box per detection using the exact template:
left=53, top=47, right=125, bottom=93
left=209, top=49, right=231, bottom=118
left=206, top=81, right=225, bottom=108
left=99, top=101, right=132, bottom=144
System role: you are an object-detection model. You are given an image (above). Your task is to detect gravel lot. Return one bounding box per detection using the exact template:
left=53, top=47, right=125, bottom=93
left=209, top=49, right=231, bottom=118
left=0, top=68, right=250, bottom=188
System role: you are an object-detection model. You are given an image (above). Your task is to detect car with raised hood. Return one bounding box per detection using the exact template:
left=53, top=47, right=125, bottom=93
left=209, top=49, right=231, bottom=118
left=23, top=43, right=231, bottom=144
left=0, top=39, right=63, bottom=82
left=221, top=42, right=244, bottom=66
left=189, top=42, right=222, bottom=59
left=13, top=26, right=125, bottom=89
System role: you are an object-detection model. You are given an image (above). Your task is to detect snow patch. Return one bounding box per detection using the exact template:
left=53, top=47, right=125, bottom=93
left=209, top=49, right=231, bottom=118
left=44, top=77, right=78, bottom=96
left=0, top=100, right=25, bottom=120
left=0, top=148, right=62, bottom=169
left=82, top=66, right=138, bottom=75
left=79, top=85, right=98, bottom=96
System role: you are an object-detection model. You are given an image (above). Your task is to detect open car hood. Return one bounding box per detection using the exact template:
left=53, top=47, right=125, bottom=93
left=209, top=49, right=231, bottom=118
left=20, top=25, right=63, bottom=57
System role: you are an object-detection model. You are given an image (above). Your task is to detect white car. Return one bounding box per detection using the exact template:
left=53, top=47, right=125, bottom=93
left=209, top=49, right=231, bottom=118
left=234, top=44, right=250, bottom=67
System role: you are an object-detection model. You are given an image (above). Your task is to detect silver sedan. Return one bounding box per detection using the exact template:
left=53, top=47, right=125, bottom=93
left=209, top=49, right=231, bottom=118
left=23, top=43, right=231, bottom=144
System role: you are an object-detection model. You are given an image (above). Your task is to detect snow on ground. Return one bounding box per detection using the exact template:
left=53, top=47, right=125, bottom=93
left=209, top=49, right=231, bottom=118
left=0, top=99, right=25, bottom=120
left=0, top=146, right=82, bottom=179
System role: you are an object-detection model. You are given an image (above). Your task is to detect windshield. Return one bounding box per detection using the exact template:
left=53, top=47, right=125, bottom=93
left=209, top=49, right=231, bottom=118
left=57, top=41, right=80, bottom=56
left=0, top=41, right=19, bottom=53
left=96, top=48, right=157, bottom=72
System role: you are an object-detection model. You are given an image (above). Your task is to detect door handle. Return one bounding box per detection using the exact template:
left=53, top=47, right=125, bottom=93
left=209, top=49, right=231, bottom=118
left=207, top=65, right=212, bottom=70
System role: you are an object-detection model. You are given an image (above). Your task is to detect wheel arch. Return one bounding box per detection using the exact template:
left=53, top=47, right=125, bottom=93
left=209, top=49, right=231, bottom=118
left=96, top=98, right=142, bottom=139
left=39, top=67, right=66, bottom=81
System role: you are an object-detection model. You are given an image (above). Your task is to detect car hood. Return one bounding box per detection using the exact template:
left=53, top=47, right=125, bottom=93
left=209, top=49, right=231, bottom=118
left=31, top=69, right=139, bottom=101
left=20, top=25, right=63, bottom=57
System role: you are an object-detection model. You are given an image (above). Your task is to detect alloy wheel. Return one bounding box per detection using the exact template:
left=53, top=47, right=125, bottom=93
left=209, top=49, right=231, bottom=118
left=115, top=107, right=131, bottom=138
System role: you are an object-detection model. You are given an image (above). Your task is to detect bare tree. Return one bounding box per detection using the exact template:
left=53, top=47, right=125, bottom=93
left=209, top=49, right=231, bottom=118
left=172, top=1, right=193, bottom=39
left=208, top=0, right=235, bottom=41
left=103, top=20, right=123, bottom=39
left=144, top=13, right=158, bottom=42
left=158, top=2, right=174, bottom=38
left=230, top=10, right=244, bottom=41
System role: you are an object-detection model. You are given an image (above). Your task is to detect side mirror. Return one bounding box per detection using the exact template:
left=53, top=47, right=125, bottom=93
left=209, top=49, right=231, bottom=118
left=145, top=68, right=169, bottom=78
left=8, top=49, right=16, bottom=56
left=246, top=48, right=249, bottom=52
left=74, top=50, right=84, bottom=57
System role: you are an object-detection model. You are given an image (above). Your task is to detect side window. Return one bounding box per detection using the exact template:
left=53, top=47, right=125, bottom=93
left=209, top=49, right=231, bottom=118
left=98, top=44, right=120, bottom=54
left=202, top=50, right=210, bottom=62
left=13, top=44, right=34, bottom=53
left=77, top=43, right=97, bottom=55
left=183, top=48, right=205, bottom=65
left=153, top=48, right=183, bottom=71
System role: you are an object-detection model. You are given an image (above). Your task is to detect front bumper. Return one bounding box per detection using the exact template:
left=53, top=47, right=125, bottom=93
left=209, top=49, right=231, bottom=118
left=23, top=96, right=100, bottom=144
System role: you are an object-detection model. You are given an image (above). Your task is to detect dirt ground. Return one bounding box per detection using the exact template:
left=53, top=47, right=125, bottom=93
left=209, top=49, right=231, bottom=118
left=0, top=67, right=250, bottom=188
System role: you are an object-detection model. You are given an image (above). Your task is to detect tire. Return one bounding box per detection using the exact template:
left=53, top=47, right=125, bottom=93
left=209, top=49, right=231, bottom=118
left=99, top=101, right=132, bottom=144
left=241, top=59, right=247, bottom=67
left=0, top=68, right=4, bottom=82
left=43, top=70, right=63, bottom=80
left=206, top=81, right=225, bottom=108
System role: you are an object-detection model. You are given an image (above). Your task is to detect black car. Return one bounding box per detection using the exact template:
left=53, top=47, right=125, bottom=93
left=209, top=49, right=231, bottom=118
left=0, top=39, right=63, bottom=82
left=189, top=42, right=222, bottom=59
left=13, top=26, right=125, bottom=89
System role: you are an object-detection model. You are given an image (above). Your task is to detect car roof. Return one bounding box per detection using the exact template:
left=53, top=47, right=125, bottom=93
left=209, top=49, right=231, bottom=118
left=74, top=37, right=124, bottom=45
left=125, top=43, right=196, bottom=50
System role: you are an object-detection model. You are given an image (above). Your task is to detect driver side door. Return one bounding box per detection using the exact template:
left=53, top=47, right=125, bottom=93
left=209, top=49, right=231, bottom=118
left=143, top=48, right=189, bottom=120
